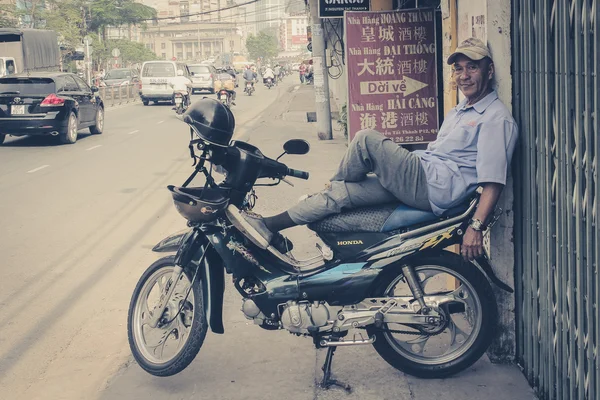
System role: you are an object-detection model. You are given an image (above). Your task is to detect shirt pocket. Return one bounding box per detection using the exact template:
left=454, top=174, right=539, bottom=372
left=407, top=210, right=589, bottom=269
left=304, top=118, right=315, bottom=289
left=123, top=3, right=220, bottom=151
left=447, top=125, right=477, bottom=146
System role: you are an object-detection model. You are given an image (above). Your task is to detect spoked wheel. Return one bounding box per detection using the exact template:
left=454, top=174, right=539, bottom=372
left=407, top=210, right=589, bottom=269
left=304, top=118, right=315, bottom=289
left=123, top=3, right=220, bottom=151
left=367, top=252, right=497, bottom=378
left=127, top=255, right=207, bottom=376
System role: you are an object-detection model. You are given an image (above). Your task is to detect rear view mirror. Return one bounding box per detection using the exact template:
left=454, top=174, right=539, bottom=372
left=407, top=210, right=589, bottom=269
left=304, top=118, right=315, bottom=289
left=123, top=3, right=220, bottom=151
left=283, top=139, right=310, bottom=155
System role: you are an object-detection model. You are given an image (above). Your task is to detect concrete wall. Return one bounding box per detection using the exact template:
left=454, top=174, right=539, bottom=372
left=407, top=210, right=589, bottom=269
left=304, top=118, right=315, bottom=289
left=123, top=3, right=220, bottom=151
left=453, top=0, right=516, bottom=363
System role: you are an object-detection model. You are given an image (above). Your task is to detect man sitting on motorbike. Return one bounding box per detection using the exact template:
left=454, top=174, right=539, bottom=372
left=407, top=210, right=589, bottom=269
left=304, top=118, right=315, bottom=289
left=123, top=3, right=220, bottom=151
left=214, top=70, right=236, bottom=106
left=170, top=74, right=191, bottom=110
left=243, top=65, right=256, bottom=89
left=237, top=38, right=519, bottom=261
left=263, top=66, right=275, bottom=85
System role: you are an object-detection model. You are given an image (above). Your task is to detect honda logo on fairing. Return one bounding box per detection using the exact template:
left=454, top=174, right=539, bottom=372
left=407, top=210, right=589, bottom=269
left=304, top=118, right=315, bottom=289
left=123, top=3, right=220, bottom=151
left=13, top=97, right=21, bottom=104
left=337, top=240, right=364, bottom=246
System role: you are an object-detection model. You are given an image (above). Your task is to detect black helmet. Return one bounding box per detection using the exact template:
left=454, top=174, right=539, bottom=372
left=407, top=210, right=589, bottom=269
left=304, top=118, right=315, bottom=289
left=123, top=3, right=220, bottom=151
left=168, top=185, right=229, bottom=223
left=183, top=97, right=235, bottom=147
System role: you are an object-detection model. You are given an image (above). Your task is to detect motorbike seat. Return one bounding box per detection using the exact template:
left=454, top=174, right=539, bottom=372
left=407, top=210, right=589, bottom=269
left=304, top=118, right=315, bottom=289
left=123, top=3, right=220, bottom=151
left=308, top=202, right=470, bottom=234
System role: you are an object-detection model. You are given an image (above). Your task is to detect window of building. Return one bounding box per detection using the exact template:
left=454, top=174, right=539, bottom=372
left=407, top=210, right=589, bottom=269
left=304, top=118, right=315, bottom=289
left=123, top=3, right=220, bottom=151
left=161, top=43, right=166, bottom=49
left=162, top=53, right=167, bottom=59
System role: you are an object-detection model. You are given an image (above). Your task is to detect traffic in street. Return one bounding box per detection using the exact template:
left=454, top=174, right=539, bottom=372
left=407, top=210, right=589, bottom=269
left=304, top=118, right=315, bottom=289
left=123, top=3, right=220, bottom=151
left=0, top=80, right=290, bottom=399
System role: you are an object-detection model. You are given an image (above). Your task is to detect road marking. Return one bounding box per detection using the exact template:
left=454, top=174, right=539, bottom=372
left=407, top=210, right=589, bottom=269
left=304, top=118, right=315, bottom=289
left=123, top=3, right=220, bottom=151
left=128, top=130, right=139, bottom=135
left=86, top=145, right=102, bottom=151
left=157, top=120, right=165, bottom=124
left=27, top=165, right=49, bottom=174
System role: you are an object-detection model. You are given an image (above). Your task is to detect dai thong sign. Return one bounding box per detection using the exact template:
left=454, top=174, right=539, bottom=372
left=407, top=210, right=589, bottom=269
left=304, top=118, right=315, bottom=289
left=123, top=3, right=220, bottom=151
left=345, top=9, right=439, bottom=143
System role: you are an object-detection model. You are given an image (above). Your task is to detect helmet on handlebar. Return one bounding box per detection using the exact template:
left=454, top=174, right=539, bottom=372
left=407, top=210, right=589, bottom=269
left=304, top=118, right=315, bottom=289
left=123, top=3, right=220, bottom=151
left=168, top=185, right=229, bottom=223
left=182, top=97, right=235, bottom=147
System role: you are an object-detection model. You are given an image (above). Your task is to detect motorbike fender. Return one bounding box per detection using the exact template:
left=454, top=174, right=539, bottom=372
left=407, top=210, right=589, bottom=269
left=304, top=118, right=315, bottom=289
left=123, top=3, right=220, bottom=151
left=195, top=244, right=226, bottom=334
left=474, top=255, right=514, bottom=293
left=152, top=229, right=193, bottom=253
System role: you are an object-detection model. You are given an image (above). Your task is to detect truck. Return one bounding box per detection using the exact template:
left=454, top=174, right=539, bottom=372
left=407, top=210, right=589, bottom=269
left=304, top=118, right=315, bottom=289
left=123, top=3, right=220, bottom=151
left=0, top=28, right=61, bottom=77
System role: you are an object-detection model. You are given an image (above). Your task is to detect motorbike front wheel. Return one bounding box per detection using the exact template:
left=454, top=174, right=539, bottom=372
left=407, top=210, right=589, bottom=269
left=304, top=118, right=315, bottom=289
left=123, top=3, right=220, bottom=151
left=127, top=255, right=207, bottom=376
left=366, top=252, right=497, bottom=378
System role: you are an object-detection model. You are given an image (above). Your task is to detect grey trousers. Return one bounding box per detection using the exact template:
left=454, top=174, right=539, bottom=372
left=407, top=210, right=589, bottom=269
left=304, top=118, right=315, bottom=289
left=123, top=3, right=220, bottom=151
left=287, top=129, right=431, bottom=225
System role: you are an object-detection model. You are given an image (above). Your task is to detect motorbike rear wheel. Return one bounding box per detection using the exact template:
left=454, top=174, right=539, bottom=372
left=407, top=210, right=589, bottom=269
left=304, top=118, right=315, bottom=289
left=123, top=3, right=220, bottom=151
left=127, top=255, right=207, bottom=376
left=366, top=252, right=497, bottom=378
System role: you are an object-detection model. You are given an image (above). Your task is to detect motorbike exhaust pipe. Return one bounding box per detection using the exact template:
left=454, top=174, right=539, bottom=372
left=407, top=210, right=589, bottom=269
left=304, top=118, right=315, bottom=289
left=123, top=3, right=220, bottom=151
left=50, top=131, right=59, bottom=136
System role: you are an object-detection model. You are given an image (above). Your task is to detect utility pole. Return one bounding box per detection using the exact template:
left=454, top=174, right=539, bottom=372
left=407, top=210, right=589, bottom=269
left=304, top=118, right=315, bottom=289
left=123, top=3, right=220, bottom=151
left=308, top=0, right=332, bottom=140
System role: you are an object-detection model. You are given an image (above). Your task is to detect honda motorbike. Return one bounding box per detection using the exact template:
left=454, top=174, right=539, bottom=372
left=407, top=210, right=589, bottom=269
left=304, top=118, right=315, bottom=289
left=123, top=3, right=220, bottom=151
left=218, top=89, right=231, bottom=107
left=244, top=81, right=255, bottom=96
left=264, top=77, right=273, bottom=89
left=127, top=135, right=512, bottom=389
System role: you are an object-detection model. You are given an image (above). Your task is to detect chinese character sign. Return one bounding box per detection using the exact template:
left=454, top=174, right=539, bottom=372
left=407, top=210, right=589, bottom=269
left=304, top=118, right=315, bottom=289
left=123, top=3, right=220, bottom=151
left=345, top=9, right=439, bottom=144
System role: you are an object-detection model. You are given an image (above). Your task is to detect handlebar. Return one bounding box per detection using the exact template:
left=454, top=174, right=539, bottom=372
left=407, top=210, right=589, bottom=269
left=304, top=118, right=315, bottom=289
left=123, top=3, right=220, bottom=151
left=258, top=156, right=309, bottom=180
left=286, top=168, right=309, bottom=180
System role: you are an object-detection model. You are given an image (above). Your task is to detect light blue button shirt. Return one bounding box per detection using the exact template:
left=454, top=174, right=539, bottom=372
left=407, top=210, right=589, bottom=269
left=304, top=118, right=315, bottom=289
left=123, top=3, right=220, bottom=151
left=413, top=90, right=519, bottom=215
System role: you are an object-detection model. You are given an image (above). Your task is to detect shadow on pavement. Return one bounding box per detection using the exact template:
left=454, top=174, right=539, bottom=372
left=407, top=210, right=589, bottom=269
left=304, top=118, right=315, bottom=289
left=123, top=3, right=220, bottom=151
left=1, top=132, right=95, bottom=148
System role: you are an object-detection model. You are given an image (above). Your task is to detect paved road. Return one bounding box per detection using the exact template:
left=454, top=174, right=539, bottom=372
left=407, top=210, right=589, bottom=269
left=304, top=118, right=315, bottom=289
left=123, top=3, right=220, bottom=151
left=0, top=81, right=287, bottom=400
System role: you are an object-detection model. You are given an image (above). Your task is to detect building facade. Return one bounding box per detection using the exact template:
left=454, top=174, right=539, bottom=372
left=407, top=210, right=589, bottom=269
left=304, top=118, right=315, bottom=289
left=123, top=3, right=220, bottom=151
left=140, top=22, right=242, bottom=61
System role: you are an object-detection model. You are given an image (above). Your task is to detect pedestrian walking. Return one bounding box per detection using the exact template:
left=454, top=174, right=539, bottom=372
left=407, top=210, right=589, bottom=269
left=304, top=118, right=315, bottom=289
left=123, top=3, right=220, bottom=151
left=299, top=63, right=306, bottom=84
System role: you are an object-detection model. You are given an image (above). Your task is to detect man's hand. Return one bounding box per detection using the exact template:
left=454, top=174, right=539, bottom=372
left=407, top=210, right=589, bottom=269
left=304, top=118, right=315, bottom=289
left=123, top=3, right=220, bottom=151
left=461, top=226, right=484, bottom=261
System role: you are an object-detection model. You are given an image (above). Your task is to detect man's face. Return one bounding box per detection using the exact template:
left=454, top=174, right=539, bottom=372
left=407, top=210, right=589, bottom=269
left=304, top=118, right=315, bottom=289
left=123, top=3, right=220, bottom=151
left=453, top=55, right=494, bottom=101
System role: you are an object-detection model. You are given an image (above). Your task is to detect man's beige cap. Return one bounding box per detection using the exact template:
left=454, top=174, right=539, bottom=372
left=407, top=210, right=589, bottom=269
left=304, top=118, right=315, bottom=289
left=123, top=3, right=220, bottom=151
left=447, top=37, right=492, bottom=65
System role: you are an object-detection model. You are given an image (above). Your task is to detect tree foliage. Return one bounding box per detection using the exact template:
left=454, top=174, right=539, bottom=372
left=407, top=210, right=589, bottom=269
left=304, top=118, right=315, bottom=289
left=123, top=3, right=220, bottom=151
left=0, top=4, right=20, bottom=28
left=89, top=0, right=156, bottom=34
left=43, top=0, right=85, bottom=52
left=95, top=38, right=158, bottom=67
left=245, top=30, right=279, bottom=61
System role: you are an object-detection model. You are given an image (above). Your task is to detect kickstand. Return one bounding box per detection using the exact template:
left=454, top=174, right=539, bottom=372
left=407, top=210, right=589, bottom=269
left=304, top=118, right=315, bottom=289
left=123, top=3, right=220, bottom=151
left=320, top=346, right=352, bottom=393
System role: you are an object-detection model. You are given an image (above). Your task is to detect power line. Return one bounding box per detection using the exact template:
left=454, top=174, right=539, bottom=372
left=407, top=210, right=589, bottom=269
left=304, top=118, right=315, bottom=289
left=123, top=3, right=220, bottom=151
left=142, top=0, right=260, bottom=21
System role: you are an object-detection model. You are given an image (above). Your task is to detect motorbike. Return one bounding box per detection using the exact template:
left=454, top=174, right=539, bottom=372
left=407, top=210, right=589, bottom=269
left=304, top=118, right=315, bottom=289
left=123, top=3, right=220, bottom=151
left=244, top=80, right=255, bottom=96
left=264, top=77, right=274, bottom=89
left=173, top=92, right=188, bottom=115
left=218, top=89, right=231, bottom=107
left=127, top=135, right=513, bottom=389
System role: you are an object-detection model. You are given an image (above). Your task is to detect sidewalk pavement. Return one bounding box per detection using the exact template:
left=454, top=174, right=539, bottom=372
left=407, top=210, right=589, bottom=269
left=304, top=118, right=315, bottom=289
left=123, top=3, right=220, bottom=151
left=101, top=81, right=537, bottom=400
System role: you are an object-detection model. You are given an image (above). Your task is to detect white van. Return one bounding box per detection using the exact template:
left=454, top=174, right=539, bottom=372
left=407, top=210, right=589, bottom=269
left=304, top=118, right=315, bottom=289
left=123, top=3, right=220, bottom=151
left=139, top=61, right=191, bottom=105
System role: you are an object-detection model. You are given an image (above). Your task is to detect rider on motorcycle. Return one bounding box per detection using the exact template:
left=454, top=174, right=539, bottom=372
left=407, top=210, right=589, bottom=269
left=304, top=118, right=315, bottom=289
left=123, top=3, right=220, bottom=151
left=235, top=38, right=519, bottom=262
left=170, top=77, right=190, bottom=110
left=262, top=66, right=275, bottom=85
left=214, top=70, right=236, bottom=105
left=242, top=65, right=256, bottom=90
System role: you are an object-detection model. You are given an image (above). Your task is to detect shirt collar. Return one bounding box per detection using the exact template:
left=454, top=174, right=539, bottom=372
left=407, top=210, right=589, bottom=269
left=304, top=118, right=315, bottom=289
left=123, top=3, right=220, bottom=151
left=457, top=90, right=498, bottom=114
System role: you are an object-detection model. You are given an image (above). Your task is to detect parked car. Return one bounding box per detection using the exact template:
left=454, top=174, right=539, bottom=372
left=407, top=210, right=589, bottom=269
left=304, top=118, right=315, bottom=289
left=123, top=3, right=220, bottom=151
left=187, top=64, right=216, bottom=94
left=0, top=72, right=104, bottom=145
left=100, top=68, right=140, bottom=88
left=139, top=60, right=191, bottom=106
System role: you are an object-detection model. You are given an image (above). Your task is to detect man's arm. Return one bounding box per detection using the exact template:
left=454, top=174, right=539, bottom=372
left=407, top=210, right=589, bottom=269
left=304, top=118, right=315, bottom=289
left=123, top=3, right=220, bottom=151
left=461, top=182, right=504, bottom=261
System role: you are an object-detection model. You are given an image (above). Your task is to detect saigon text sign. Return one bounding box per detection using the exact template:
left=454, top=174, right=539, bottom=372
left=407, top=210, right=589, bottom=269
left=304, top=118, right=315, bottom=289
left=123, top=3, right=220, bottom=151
left=345, top=9, right=439, bottom=143
left=319, top=0, right=370, bottom=19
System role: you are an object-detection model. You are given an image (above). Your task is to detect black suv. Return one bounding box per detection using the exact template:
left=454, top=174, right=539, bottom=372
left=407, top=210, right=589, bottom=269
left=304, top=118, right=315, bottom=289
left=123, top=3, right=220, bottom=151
left=0, top=72, right=105, bottom=145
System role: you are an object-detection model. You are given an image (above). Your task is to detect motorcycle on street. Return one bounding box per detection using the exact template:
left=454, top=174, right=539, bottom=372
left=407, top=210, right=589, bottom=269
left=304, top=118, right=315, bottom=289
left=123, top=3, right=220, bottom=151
left=127, top=111, right=513, bottom=389
left=218, top=89, right=232, bottom=107
left=244, top=80, right=255, bottom=96
left=264, top=77, right=274, bottom=89
left=173, top=92, right=189, bottom=115
left=171, top=81, right=190, bottom=115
